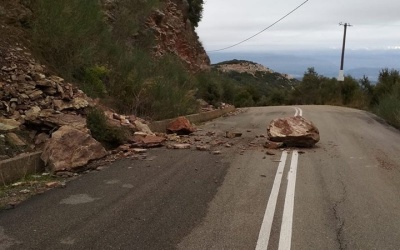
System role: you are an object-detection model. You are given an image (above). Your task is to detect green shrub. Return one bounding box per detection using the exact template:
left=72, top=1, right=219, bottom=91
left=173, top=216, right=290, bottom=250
left=86, top=108, right=127, bottom=148
left=31, top=0, right=110, bottom=78
left=76, top=66, right=109, bottom=98
left=374, top=95, right=400, bottom=128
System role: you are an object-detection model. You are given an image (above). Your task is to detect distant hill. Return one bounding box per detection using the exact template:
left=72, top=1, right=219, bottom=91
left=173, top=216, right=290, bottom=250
left=212, top=59, right=299, bottom=90
left=209, top=59, right=299, bottom=106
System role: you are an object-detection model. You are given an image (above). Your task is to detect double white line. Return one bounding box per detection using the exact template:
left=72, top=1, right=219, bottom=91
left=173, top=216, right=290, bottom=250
left=255, top=151, right=299, bottom=250
left=294, top=107, right=303, bottom=117
left=255, top=107, right=302, bottom=250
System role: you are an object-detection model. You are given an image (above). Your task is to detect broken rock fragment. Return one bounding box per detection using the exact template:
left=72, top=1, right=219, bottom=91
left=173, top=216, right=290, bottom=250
left=225, top=131, right=242, bottom=138
left=130, top=133, right=166, bottom=148
left=267, top=116, right=320, bottom=147
left=170, top=143, right=191, bottom=149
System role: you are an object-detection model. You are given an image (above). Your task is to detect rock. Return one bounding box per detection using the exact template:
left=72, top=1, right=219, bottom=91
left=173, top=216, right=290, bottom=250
left=266, top=150, right=276, bottom=156
left=53, top=97, right=89, bottom=111
left=132, top=148, right=147, bottom=154
left=212, top=150, right=221, bottom=155
left=0, top=118, right=20, bottom=132
left=171, top=143, right=191, bottom=149
left=225, top=131, right=242, bottom=138
left=5, top=133, right=26, bottom=146
left=41, top=113, right=87, bottom=130
left=45, top=181, right=60, bottom=188
left=264, top=140, right=284, bottom=149
left=24, top=106, right=41, bottom=120
left=130, top=134, right=166, bottom=148
left=28, top=90, right=43, bottom=100
left=20, top=189, right=31, bottom=194
left=267, top=116, right=320, bottom=147
left=196, top=145, right=210, bottom=151
left=34, top=133, right=49, bottom=145
left=41, top=126, right=107, bottom=172
left=117, top=144, right=131, bottom=152
left=166, top=116, right=196, bottom=135
left=133, top=120, right=154, bottom=135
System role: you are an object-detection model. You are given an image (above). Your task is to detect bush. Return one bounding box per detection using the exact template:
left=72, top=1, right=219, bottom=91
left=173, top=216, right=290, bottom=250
left=86, top=108, right=127, bottom=148
left=31, top=0, right=109, bottom=78
left=374, top=95, right=400, bottom=128
left=76, top=66, right=109, bottom=98
left=187, top=0, right=204, bottom=27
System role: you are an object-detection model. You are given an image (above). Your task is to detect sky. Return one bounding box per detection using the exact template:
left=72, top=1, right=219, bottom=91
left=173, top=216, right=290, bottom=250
left=196, top=0, right=400, bottom=52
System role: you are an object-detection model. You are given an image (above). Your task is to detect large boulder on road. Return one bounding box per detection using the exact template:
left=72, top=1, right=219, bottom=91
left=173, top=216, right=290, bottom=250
left=267, top=116, right=320, bottom=147
left=166, top=116, right=196, bottom=135
left=41, top=126, right=107, bottom=172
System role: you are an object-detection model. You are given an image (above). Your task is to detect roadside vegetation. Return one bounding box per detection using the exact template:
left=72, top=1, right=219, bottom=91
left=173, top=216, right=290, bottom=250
left=203, top=65, right=400, bottom=129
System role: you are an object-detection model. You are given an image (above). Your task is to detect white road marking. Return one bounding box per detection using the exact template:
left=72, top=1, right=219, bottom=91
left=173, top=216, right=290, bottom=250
left=278, top=151, right=299, bottom=250
left=255, top=151, right=288, bottom=250
left=293, top=107, right=303, bottom=117
left=294, top=107, right=299, bottom=116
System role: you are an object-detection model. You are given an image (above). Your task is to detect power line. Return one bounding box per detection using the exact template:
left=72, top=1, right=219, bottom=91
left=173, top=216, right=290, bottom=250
left=207, top=0, right=310, bottom=52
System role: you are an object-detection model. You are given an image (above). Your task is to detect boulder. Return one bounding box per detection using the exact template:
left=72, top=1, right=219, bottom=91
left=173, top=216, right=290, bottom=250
left=166, top=116, right=196, bottom=135
left=133, top=120, right=154, bottom=135
left=41, top=126, right=107, bottom=172
left=53, top=97, right=89, bottom=111
left=267, top=116, right=320, bottom=147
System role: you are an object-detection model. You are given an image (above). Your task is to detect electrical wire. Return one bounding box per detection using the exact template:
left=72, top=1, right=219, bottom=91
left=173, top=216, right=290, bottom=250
left=207, top=0, right=310, bottom=52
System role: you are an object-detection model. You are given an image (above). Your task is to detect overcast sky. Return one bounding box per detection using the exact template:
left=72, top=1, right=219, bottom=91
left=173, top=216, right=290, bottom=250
left=196, top=0, right=400, bottom=52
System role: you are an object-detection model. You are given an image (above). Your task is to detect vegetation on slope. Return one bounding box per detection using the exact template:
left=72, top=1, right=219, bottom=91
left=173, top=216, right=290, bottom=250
left=22, top=0, right=200, bottom=120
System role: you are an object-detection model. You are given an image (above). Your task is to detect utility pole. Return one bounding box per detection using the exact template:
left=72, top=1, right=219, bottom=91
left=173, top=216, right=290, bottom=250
left=338, top=22, right=352, bottom=81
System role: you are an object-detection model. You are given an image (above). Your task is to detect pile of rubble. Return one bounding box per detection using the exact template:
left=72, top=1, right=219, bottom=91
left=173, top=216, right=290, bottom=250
left=0, top=44, right=157, bottom=172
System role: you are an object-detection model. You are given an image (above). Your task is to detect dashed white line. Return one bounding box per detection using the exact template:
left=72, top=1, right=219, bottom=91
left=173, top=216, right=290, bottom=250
left=278, top=150, right=299, bottom=250
left=255, top=151, right=288, bottom=250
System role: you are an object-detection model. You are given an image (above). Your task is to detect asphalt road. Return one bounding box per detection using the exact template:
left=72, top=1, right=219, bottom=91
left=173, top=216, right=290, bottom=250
left=1, top=105, right=400, bottom=250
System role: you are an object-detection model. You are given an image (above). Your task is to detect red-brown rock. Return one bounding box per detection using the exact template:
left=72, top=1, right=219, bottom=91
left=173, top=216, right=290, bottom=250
left=166, top=116, right=196, bottom=135
left=130, top=133, right=166, bottom=148
left=267, top=116, right=320, bottom=147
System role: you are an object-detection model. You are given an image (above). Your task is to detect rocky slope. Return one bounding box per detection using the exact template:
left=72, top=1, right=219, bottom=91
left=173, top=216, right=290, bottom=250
left=148, top=0, right=210, bottom=71
left=0, top=0, right=210, bottom=167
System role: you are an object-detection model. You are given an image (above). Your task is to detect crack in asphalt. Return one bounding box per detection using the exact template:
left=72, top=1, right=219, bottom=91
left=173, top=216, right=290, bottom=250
left=333, top=176, right=347, bottom=250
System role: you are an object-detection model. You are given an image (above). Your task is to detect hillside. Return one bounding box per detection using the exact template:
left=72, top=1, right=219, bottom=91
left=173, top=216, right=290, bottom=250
left=0, top=0, right=212, bottom=160
left=210, top=60, right=299, bottom=106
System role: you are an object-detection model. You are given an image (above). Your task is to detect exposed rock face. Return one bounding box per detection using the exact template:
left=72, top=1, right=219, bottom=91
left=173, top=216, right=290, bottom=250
left=167, top=116, right=196, bottom=135
left=267, top=116, right=320, bottom=147
left=147, top=0, right=210, bottom=72
left=41, top=126, right=107, bottom=172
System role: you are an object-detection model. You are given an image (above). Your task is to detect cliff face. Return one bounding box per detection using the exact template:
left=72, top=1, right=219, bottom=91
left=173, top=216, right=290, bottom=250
left=147, top=0, right=210, bottom=72
left=101, top=0, right=210, bottom=72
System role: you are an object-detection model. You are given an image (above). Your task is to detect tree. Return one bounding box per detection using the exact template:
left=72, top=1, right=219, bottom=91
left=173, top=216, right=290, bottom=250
left=187, top=0, right=204, bottom=27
